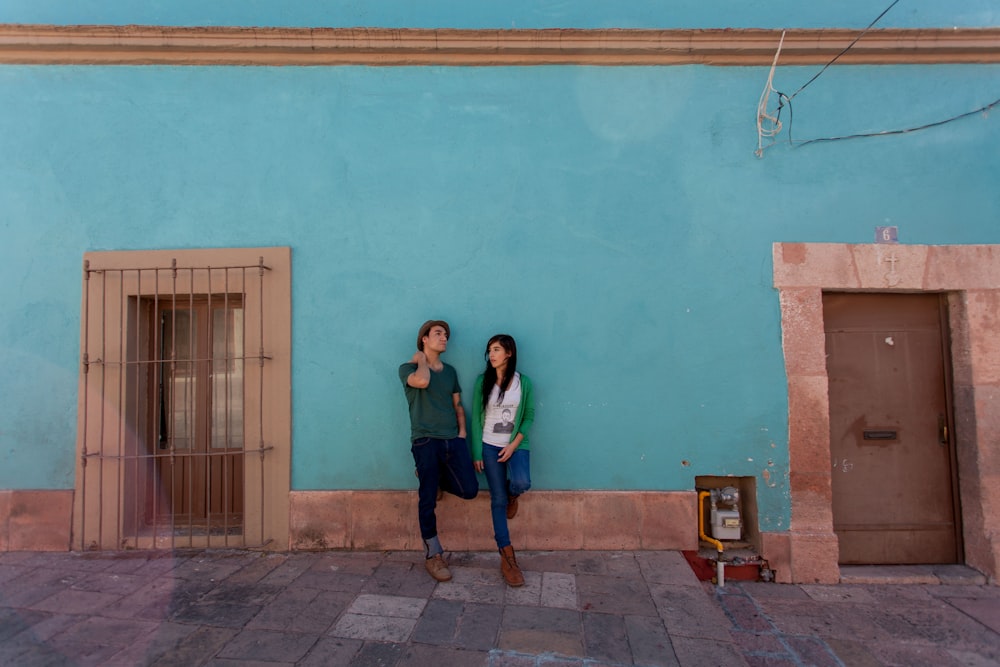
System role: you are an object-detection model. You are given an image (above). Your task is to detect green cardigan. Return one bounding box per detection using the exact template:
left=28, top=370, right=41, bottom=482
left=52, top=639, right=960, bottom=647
left=470, top=372, right=535, bottom=462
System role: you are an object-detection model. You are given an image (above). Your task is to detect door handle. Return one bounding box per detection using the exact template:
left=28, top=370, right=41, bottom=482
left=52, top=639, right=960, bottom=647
left=939, top=414, right=948, bottom=445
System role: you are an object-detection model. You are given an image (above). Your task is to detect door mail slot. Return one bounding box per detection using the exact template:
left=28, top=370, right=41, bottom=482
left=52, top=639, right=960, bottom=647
left=863, top=430, right=898, bottom=440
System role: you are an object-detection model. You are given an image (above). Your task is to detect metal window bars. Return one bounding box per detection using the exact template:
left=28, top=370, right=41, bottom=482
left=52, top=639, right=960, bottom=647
left=79, top=257, right=272, bottom=550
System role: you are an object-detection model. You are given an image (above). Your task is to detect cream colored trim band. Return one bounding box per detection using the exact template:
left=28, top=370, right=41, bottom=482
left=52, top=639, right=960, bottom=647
left=1, top=24, right=999, bottom=66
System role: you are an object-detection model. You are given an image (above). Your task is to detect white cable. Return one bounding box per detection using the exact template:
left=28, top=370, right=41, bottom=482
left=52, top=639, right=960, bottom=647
left=755, top=30, right=786, bottom=158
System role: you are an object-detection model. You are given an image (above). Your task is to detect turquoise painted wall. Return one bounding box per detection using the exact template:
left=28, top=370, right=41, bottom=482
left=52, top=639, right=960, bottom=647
left=2, top=61, right=998, bottom=531
left=3, top=0, right=998, bottom=29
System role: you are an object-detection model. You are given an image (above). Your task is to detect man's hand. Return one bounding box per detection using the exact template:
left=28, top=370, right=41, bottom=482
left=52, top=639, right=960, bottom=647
left=411, top=351, right=427, bottom=365
left=474, top=460, right=484, bottom=473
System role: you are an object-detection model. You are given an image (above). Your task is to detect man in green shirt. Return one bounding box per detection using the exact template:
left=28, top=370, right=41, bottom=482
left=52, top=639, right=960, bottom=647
left=399, top=319, right=479, bottom=582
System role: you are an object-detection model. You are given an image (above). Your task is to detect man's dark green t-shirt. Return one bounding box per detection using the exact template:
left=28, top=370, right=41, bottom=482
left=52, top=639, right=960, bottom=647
left=398, top=362, right=462, bottom=441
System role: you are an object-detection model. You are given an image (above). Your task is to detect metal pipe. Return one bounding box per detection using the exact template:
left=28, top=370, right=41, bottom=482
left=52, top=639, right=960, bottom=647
left=698, top=490, right=726, bottom=587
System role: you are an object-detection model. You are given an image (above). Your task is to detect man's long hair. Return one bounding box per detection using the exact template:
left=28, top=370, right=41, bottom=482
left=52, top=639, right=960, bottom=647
left=481, top=334, right=518, bottom=411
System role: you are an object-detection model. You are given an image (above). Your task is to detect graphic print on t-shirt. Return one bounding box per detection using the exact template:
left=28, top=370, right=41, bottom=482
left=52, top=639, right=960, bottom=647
left=483, top=373, right=521, bottom=447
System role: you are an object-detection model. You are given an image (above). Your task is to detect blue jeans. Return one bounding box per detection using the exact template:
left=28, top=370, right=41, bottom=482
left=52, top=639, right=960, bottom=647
left=411, top=436, right=479, bottom=540
left=482, top=445, right=531, bottom=549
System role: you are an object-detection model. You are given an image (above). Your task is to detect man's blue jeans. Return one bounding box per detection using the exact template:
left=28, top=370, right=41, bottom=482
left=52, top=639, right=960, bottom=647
left=482, top=445, right=531, bottom=549
left=411, top=436, right=479, bottom=540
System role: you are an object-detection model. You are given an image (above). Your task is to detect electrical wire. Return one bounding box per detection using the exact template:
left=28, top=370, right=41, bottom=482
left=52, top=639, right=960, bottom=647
left=786, top=0, right=900, bottom=103
left=755, top=0, right=996, bottom=153
left=793, top=97, right=1000, bottom=147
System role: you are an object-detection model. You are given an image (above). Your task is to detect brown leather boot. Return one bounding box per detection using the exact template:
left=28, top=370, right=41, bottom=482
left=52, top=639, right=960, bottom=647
left=500, top=545, right=525, bottom=587
left=506, top=494, right=519, bottom=520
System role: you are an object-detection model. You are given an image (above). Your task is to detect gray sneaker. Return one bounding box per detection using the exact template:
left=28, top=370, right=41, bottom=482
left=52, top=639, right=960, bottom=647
left=425, top=554, right=452, bottom=582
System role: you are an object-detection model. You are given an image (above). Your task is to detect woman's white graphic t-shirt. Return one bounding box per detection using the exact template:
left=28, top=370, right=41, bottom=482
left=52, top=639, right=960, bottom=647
left=483, top=372, right=521, bottom=448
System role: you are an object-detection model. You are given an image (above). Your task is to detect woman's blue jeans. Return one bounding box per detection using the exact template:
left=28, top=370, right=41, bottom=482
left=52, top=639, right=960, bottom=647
left=411, top=436, right=479, bottom=540
left=482, top=445, right=531, bottom=549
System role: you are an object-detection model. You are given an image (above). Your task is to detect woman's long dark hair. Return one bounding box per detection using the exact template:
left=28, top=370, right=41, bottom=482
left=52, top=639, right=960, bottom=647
left=481, top=334, right=518, bottom=411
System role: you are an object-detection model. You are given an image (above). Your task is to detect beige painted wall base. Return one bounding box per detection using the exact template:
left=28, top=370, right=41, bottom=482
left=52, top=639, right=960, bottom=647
left=289, top=490, right=699, bottom=553
left=0, top=490, right=73, bottom=551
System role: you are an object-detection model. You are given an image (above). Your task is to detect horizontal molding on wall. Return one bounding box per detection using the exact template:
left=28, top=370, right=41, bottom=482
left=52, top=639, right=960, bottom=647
left=1, top=24, right=999, bottom=66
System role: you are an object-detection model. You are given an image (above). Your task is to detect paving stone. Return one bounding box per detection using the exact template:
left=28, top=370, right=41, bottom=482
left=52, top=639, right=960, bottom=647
left=731, top=582, right=810, bottom=600
left=102, top=621, right=199, bottom=665
left=728, top=628, right=788, bottom=656
left=486, top=650, right=537, bottom=667
left=581, top=611, right=630, bottom=664
left=504, top=571, right=543, bottom=606
left=945, top=596, right=1000, bottom=634
left=172, top=555, right=252, bottom=582
left=636, top=551, right=703, bottom=587
left=456, top=603, right=503, bottom=651
left=874, top=602, right=1000, bottom=647
left=784, top=635, right=840, bottom=667
left=297, top=636, right=364, bottom=666
left=626, top=614, right=675, bottom=667
left=433, top=567, right=505, bottom=605
left=290, top=568, right=370, bottom=593
left=364, top=560, right=438, bottom=598
left=800, top=584, right=877, bottom=604
left=65, top=571, right=148, bottom=596
left=24, top=552, right=116, bottom=574
left=147, top=625, right=238, bottom=667
left=201, top=581, right=283, bottom=606
left=309, top=552, right=381, bottom=577
left=29, top=637, right=125, bottom=667
left=823, top=638, right=884, bottom=667
left=331, top=613, right=417, bottom=642
left=741, top=655, right=795, bottom=667
left=715, top=592, right=773, bottom=633
left=576, top=574, right=656, bottom=616
left=0, top=633, right=73, bottom=667
left=216, top=627, right=320, bottom=662
left=0, top=568, right=83, bottom=608
left=0, top=552, right=40, bottom=565
left=170, top=599, right=263, bottom=628
left=750, top=598, right=894, bottom=643
left=27, top=588, right=121, bottom=615
left=259, top=553, right=317, bottom=587
left=348, top=593, right=427, bottom=619
left=223, top=553, right=289, bottom=585
left=540, top=572, right=577, bottom=610
left=0, top=608, right=50, bottom=642
left=648, top=584, right=733, bottom=642
left=110, top=578, right=212, bottom=622
left=6, top=612, right=81, bottom=643
left=499, top=605, right=583, bottom=657
left=245, top=587, right=353, bottom=634
left=671, top=635, right=746, bottom=667
left=931, top=584, right=1000, bottom=601
left=520, top=552, right=610, bottom=576
left=945, top=648, right=1000, bottom=667
left=204, top=659, right=296, bottom=667
left=866, top=640, right=968, bottom=667
left=48, top=615, right=159, bottom=649
left=412, top=598, right=463, bottom=645
left=398, top=643, right=490, bottom=666
left=350, top=640, right=406, bottom=666
left=0, top=564, right=31, bottom=586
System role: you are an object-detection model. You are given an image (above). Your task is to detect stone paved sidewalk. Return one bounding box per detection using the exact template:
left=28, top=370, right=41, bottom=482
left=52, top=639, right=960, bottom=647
left=0, top=549, right=997, bottom=666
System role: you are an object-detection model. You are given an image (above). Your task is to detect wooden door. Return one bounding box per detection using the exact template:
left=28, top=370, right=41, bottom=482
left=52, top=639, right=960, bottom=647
left=824, top=293, right=959, bottom=564
left=153, top=297, right=244, bottom=531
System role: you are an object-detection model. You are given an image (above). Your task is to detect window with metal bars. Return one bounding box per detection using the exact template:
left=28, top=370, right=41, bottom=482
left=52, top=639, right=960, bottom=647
left=75, top=248, right=291, bottom=551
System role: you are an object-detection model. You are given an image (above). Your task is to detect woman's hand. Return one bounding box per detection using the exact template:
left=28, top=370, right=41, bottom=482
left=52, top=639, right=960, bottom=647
left=498, top=444, right=518, bottom=463
left=474, top=460, right=484, bottom=473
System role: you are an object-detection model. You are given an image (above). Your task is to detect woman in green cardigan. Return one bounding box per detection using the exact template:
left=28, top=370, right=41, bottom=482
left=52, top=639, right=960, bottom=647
left=471, top=334, right=535, bottom=587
